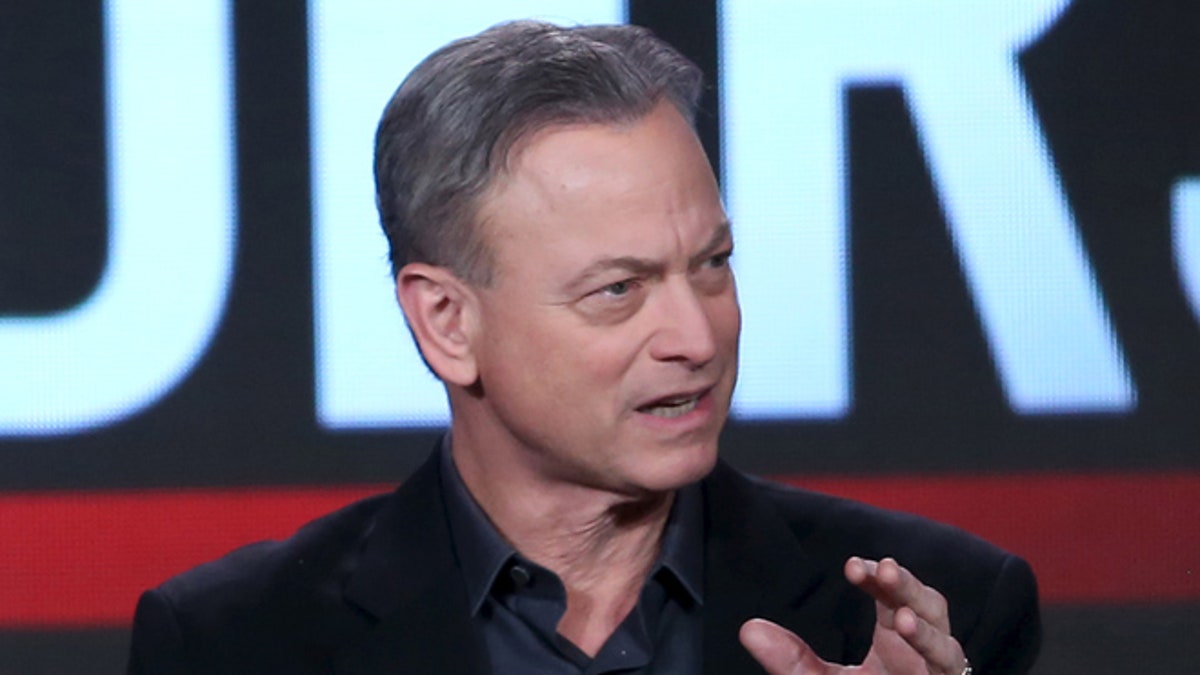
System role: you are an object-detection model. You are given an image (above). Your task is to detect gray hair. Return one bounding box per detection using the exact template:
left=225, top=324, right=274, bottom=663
left=373, top=20, right=704, bottom=285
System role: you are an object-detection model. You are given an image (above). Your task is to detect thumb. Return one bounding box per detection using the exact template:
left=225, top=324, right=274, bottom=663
left=739, top=618, right=829, bottom=675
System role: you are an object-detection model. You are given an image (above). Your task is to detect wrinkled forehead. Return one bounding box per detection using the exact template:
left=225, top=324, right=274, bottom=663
left=474, top=102, right=726, bottom=279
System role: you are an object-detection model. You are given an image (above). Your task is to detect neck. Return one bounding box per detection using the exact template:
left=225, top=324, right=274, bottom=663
left=452, top=435, right=674, bottom=580
left=450, top=426, right=675, bottom=655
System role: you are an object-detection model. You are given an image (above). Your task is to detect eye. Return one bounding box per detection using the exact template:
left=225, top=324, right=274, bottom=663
left=693, top=248, right=734, bottom=294
left=576, top=276, right=646, bottom=323
left=706, top=249, right=733, bottom=269
left=599, top=279, right=636, bottom=297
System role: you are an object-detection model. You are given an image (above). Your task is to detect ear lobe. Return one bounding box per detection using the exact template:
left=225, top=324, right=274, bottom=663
left=394, top=263, right=479, bottom=386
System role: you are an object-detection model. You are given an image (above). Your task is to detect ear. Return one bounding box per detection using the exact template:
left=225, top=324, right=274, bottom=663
left=394, top=263, right=480, bottom=387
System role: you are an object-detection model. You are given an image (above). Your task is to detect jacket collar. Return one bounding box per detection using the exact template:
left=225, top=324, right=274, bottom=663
left=334, top=450, right=490, bottom=674
left=331, top=453, right=856, bottom=673
left=701, top=461, right=855, bottom=673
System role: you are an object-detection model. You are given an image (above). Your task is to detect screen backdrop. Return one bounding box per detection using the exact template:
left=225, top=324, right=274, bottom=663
left=1, top=1, right=1198, bottom=672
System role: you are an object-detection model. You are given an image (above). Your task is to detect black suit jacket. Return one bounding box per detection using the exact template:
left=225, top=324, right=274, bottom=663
left=127, top=453, right=1040, bottom=673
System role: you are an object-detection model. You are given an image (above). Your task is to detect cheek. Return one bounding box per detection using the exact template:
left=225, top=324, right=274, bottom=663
left=483, top=311, right=613, bottom=397
left=477, top=297, right=658, bottom=410
left=545, top=329, right=651, bottom=420
left=709, top=292, right=742, bottom=349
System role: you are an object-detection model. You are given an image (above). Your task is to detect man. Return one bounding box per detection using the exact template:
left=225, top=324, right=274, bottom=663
left=128, top=21, right=1039, bottom=674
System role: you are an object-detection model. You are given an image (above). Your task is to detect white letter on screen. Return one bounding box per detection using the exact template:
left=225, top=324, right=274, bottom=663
left=721, top=0, right=1135, bottom=417
left=0, top=1, right=235, bottom=436
left=1175, top=179, right=1200, bottom=323
left=310, top=1, right=624, bottom=429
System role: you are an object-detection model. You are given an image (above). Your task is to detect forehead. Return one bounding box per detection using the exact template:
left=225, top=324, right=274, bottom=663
left=476, top=102, right=726, bottom=276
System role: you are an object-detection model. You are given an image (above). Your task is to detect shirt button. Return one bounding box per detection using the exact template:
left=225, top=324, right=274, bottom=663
left=509, top=565, right=532, bottom=587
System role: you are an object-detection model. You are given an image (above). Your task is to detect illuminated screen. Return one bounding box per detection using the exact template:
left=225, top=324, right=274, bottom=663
left=0, top=1, right=1197, bottom=672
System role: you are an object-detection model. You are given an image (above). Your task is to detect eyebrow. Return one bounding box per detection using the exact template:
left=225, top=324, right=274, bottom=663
left=566, top=221, right=733, bottom=292
left=688, top=221, right=734, bottom=267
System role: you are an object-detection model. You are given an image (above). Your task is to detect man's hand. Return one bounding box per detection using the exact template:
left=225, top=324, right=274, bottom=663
left=739, top=557, right=969, bottom=674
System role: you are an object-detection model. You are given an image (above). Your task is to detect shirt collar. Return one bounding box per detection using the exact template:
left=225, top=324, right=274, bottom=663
left=656, top=478, right=705, bottom=606
left=439, top=436, right=706, bottom=615
left=439, top=437, right=516, bottom=616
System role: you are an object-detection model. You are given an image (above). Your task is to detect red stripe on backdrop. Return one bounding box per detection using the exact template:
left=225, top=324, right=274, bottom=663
left=1, top=473, right=1198, bottom=628
left=780, top=472, right=1200, bottom=605
left=0, top=486, right=389, bottom=629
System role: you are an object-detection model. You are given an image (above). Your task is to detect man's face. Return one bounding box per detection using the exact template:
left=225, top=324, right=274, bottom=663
left=466, top=100, right=740, bottom=496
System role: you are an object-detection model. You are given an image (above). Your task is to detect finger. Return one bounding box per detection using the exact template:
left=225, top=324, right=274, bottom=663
left=739, top=618, right=831, bottom=675
left=892, top=606, right=968, bottom=674
left=845, top=557, right=951, bottom=631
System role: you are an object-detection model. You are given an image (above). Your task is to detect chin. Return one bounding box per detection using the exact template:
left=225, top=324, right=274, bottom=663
left=630, top=442, right=719, bottom=494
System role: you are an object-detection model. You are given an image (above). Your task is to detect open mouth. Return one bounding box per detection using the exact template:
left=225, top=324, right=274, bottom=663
left=637, top=393, right=702, bottom=419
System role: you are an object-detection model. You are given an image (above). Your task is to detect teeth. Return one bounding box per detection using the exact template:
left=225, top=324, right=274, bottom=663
left=644, top=397, right=699, bottom=418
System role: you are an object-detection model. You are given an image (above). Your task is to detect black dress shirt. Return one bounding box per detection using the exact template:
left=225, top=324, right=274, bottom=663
left=439, top=445, right=704, bottom=674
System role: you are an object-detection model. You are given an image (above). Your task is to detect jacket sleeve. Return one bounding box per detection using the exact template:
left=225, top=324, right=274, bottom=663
left=963, top=554, right=1042, bottom=674
left=127, top=589, right=193, bottom=675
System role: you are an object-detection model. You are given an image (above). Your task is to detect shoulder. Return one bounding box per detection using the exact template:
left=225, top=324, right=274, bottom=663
left=707, top=462, right=1041, bottom=672
left=709, top=462, right=1012, bottom=571
left=746, top=471, right=1010, bottom=574
left=156, top=491, right=390, bottom=607
left=128, top=491, right=394, bottom=673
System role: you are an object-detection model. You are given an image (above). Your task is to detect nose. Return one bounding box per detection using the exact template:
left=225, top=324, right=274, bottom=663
left=648, top=277, right=719, bottom=368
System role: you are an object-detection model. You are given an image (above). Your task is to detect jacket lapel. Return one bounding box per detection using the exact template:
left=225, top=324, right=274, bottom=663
left=701, top=462, right=858, bottom=674
left=329, top=455, right=863, bottom=673
left=333, top=452, right=490, bottom=674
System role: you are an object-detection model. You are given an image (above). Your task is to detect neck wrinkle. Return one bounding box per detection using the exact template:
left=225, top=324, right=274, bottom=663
left=449, top=420, right=674, bottom=595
